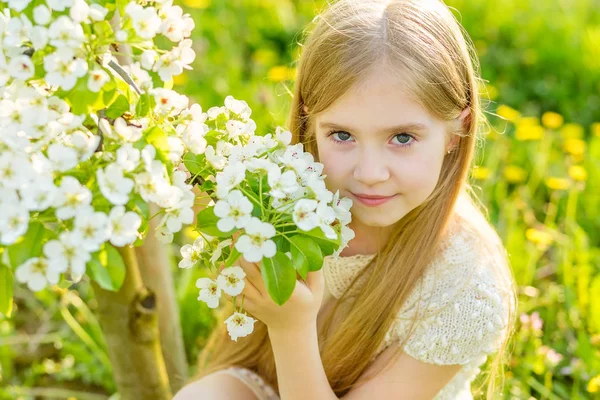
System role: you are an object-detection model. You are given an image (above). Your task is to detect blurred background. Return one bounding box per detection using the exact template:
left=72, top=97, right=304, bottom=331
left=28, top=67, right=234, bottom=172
left=1, top=0, right=599, bottom=398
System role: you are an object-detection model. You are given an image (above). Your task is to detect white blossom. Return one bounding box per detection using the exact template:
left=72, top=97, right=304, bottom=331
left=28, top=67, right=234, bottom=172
left=33, top=5, right=52, bottom=25
left=235, top=217, right=276, bottom=262
left=48, top=16, right=85, bottom=49
left=43, top=232, right=90, bottom=277
left=331, top=190, right=352, bottom=225
left=97, top=164, right=134, bottom=205
left=214, top=190, right=253, bottom=232
left=159, top=4, right=194, bottom=42
left=72, top=209, right=109, bottom=252
left=196, top=277, right=221, bottom=309
left=179, top=236, right=207, bottom=269
left=267, top=166, right=298, bottom=198
left=225, top=312, right=256, bottom=342
left=116, top=143, right=140, bottom=172
left=47, top=0, right=73, bottom=12
left=215, top=163, right=246, bottom=198
left=181, top=121, right=208, bottom=154
left=69, top=0, right=90, bottom=23
left=20, top=179, right=58, bottom=211
left=29, top=25, right=49, bottom=50
left=316, top=201, right=337, bottom=240
left=88, top=69, right=110, bottom=92
left=126, top=3, right=161, bottom=39
left=0, top=203, right=29, bottom=245
left=15, top=257, right=60, bottom=292
left=47, top=143, right=79, bottom=172
left=89, top=4, right=108, bottom=21
left=224, top=96, right=251, bottom=119
left=54, top=176, right=92, bottom=220
left=8, top=0, right=31, bottom=12
left=141, top=49, right=157, bottom=70
left=8, top=55, right=35, bottom=80
left=0, top=150, right=33, bottom=189
left=107, top=206, right=142, bottom=246
left=292, top=199, right=319, bottom=232
left=217, top=266, right=246, bottom=297
left=43, top=47, right=88, bottom=90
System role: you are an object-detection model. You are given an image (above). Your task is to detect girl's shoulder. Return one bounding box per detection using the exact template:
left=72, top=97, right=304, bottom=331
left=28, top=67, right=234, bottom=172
left=382, top=212, right=517, bottom=366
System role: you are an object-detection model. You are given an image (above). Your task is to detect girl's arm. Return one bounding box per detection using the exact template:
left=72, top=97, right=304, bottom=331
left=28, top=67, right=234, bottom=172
left=270, top=326, right=461, bottom=400
left=269, top=323, right=339, bottom=400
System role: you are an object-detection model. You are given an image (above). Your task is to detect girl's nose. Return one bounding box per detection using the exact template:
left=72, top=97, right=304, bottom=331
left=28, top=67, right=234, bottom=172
left=352, top=149, right=391, bottom=185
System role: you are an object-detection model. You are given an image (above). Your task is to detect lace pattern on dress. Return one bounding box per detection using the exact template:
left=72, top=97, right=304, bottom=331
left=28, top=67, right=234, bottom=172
left=214, top=366, right=280, bottom=400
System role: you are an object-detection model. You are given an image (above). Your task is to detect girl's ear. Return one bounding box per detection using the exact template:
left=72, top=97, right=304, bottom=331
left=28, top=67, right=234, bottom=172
left=458, top=106, right=471, bottom=133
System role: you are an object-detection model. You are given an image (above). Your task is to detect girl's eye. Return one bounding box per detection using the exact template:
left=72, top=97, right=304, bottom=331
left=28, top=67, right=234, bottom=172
left=327, top=130, right=416, bottom=148
left=391, top=133, right=415, bottom=147
left=328, top=130, right=354, bottom=143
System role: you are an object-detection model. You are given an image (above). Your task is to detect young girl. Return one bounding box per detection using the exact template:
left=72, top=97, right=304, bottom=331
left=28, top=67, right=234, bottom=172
left=175, top=0, right=517, bottom=398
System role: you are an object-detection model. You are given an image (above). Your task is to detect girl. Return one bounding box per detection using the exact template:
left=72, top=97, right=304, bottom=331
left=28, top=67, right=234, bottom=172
left=175, top=0, right=518, bottom=398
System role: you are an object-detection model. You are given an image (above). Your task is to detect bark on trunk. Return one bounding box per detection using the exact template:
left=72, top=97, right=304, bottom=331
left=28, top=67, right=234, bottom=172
left=136, top=204, right=188, bottom=393
left=92, top=246, right=171, bottom=400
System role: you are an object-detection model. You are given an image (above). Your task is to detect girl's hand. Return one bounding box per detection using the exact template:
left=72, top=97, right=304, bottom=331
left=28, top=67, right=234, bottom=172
left=232, top=256, right=325, bottom=333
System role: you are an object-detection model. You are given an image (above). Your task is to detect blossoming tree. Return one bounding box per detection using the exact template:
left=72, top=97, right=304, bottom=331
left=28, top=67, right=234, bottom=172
left=0, top=0, right=355, bottom=398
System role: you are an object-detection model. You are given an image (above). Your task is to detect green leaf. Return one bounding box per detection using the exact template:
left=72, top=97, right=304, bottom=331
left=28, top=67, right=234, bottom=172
left=0, top=262, right=14, bottom=317
left=135, top=92, right=154, bottom=118
left=89, top=245, right=126, bottom=292
left=105, top=94, right=130, bottom=119
left=196, top=207, right=235, bottom=238
left=145, top=126, right=170, bottom=159
left=183, top=152, right=205, bottom=176
left=289, top=235, right=323, bottom=278
left=93, top=21, right=113, bottom=40
left=300, top=227, right=339, bottom=256
left=7, top=222, right=45, bottom=268
left=224, top=246, right=241, bottom=267
left=116, top=0, right=128, bottom=16
left=261, top=252, right=297, bottom=306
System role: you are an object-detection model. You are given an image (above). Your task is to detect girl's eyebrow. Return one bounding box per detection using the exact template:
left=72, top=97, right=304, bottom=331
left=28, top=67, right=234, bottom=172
left=318, top=121, right=429, bottom=133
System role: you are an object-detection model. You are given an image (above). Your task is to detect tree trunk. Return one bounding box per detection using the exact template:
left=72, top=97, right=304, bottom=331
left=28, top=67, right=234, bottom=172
left=109, top=11, right=189, bottom=392
left=92, top=246, right=171, bottom=400
left=136, top=204, right=188, bottom=393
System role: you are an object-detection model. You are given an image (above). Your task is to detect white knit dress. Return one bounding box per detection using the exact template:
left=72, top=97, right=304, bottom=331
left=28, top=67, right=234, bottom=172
left=208, top=214, right=516, bottom=399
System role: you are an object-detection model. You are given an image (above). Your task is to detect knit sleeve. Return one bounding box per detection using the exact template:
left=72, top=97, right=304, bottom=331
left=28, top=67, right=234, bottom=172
left=384, top=228, right=514, bottom=366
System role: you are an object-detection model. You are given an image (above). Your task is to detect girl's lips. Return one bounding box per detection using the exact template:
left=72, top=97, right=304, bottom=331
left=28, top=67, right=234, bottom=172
left=351, top=193, right=397, bottom=207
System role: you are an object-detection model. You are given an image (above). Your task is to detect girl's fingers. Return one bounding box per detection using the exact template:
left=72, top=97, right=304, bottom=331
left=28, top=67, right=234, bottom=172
left=242, top=276, right=263, bottom=299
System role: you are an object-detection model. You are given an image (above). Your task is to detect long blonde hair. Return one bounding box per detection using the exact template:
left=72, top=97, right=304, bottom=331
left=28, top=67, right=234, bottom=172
left=194, top=0, right=517, bottom=397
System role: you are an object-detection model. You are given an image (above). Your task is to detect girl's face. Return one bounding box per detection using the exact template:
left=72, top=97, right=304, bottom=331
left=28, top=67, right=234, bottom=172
left=314, top=63, right=458, bottom=233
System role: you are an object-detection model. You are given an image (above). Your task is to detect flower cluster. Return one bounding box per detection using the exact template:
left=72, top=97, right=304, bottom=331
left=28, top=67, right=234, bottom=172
left=0, top=0, right=204, bottom=295
left=178, top=96, right=354, bottom=341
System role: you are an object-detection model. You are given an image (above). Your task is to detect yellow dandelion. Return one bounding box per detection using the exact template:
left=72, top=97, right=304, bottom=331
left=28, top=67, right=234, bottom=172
left=252, top=49, right=278, bottom=65
left=569, top=165, right=587, bottom=181
left=182, top=0, right=211, bottom=8
left=267, top=66, right=295, bottom=82
left=481, top=83, right=498, bottom=100
left=497, top=105, right=521, bottom=123
left=545, top=177, right=571, bottom=191
left=515, top=124, right=544, bottom=141
left=472, top=166, right=491, bottom=180
left=592, top=122, right=600, bottom=137
left=525, top=228, right=553, bottom=249
left=173, top=73, right=189, bottom=86
left=560, top=123, right=584, bottom=139
left=588, top=375, right=600, bottom=393
left=563, top=139, right=586, bottom=157
left=503, top=165, right=527, bottom=184
left=541, top=112, right=564, bottom=129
